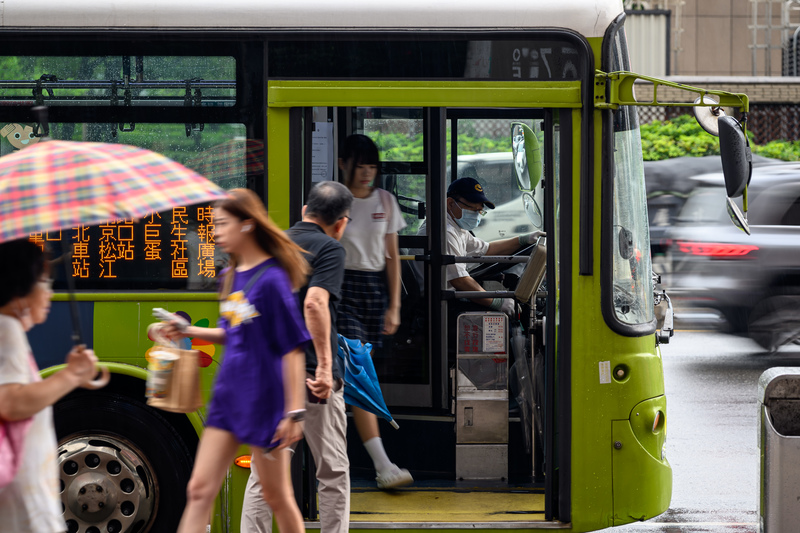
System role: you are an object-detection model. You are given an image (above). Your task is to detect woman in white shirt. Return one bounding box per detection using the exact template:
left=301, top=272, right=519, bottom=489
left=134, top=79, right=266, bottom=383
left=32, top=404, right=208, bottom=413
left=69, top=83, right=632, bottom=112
left=0, top=239, right=105, bottom=532
left=337, top=134, right=413, bottom=489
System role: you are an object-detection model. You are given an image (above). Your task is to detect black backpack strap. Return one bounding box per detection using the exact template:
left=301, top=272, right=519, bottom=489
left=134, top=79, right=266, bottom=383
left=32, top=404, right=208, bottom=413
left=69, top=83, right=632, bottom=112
left=242, top=263, right=275, bottom=295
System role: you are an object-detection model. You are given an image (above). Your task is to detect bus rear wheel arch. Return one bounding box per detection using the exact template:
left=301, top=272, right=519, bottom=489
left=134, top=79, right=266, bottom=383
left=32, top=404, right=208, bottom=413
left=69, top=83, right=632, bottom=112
left=54, top=389, right=195, bottom=533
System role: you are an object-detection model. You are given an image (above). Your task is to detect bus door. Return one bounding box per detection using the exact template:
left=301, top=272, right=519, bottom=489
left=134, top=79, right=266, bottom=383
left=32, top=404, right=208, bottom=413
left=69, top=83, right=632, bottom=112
left=279, top=102, right=559, bottom=485
left=444, top=109, right=550, bottom=482
left=282, top=106, right=436, bottom=409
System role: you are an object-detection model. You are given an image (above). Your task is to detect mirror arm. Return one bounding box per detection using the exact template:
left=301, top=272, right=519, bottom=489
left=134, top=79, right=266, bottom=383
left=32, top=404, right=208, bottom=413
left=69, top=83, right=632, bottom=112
left=743, top=185, right=748, bottom=213
left=657, top=291, right=674, bottom=345
left=595, top=70, right=749, bottom=113
left=653, top=272, right=674, bottom=344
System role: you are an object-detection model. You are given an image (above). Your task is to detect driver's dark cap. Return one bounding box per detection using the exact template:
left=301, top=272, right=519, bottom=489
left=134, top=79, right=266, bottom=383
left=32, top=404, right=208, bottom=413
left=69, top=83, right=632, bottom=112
left=447, top=178, right=495, bottom=210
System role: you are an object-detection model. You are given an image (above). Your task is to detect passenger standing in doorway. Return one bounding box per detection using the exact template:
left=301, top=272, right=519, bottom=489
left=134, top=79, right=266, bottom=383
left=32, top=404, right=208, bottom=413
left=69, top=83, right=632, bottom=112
left=170, top=189, right=310, bottom=533
left=241, top=181, right=354, bottom=533
left=337, top=134, right=413, bottom=489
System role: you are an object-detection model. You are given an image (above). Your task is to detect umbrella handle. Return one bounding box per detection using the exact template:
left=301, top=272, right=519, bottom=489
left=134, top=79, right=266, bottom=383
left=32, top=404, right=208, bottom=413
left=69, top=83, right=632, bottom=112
left=60, top=241, right=84, bottom=345
left=81, top=365, right=110, bottom=390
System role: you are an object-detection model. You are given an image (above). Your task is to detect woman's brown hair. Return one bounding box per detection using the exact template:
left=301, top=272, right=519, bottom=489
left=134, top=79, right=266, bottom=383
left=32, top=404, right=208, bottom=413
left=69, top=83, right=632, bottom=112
left=216, top=188, right=308, bottom=297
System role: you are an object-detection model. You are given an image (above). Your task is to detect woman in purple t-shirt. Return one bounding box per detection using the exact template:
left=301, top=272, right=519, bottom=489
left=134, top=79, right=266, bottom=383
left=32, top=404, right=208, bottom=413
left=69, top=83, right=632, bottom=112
left=166, top=189, right=310, bottom=533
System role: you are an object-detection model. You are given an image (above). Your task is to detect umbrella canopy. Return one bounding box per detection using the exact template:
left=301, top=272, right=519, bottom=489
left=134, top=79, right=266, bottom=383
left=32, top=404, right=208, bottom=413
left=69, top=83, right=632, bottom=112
left=0, top=139, right=228, bottom=349
left=0, top=140, right=228, bottom=243
left=185, top=138, right=264, bottom=191
left=336, top=335, right=399, bottom=430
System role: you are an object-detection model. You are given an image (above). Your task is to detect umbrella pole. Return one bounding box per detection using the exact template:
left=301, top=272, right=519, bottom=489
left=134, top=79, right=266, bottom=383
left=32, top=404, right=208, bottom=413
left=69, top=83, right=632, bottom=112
left=62, top=244, right=84, bottom=346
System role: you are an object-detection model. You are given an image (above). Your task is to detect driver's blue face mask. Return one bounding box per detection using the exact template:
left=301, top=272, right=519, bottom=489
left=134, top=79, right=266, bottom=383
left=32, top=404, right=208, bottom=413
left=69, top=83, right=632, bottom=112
left=454, top=207, right=482, bottom=231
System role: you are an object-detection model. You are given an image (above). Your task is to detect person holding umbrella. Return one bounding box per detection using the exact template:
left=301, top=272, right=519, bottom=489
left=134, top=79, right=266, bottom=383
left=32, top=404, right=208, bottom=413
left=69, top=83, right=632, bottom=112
left=164, top=189, right=311, bottom=533
left=0, top=239, right=105, bottom=532
left=337, top=134, right=412, bottom=489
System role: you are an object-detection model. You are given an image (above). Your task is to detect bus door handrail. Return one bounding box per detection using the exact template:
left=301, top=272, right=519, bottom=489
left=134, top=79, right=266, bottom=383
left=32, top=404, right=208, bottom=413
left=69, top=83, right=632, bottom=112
left=445, top=290, right=548, bottom=300
left=399, top=255, right=532, bottom=265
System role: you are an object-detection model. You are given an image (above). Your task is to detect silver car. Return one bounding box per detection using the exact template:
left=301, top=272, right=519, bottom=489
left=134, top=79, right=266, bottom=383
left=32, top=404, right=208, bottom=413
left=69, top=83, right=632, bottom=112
left=666, top=163, right=800, bottom=350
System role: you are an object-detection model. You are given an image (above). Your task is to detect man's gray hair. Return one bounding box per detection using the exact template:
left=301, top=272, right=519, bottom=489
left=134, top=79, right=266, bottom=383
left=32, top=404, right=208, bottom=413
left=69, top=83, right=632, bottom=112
left=305, top=181, right=354, bottom=226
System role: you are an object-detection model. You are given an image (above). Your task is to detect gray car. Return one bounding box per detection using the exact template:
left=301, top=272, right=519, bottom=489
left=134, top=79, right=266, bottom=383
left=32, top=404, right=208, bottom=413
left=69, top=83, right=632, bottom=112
left=666, top=163, right=800, bottom=350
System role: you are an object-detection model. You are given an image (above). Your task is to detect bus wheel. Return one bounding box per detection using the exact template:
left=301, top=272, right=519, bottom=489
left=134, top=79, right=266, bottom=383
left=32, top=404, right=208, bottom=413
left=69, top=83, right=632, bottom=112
left=54, top=390, right=194, bottom=533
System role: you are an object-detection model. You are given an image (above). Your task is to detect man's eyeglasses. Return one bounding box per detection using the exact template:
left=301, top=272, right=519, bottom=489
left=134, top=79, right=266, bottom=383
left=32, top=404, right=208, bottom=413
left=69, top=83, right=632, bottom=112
left=456, top=199, right=487, bottom=216
left=340, top=215, right=352, bottom=223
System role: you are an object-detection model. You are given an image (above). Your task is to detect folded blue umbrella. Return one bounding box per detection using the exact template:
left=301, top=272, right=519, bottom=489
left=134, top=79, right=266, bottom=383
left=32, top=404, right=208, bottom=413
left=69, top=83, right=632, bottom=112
left=336, top=335, right=399, bottom=429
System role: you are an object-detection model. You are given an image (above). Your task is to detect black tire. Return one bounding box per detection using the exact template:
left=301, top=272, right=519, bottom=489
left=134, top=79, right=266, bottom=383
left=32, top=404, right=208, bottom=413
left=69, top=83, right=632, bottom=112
left=748, top=295, right=800, bottom=352
left=54, top=389, right=194, bottom=533
left=721, top=307, right=749, bottom=334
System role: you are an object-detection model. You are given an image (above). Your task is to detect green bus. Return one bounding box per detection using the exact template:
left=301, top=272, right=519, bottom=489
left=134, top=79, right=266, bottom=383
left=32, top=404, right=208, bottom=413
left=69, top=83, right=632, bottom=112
left=0, top=1, right=751, bottom=531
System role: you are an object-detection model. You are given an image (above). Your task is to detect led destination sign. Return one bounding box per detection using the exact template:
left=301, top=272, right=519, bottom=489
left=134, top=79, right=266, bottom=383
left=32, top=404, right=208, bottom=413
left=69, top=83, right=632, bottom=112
left=31, top=205, right=222, bottom=291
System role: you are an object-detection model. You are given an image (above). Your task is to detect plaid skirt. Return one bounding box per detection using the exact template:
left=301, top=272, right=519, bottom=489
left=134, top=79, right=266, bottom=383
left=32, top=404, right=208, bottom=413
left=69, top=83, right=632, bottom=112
left=338, top=270, right=387, bottom=348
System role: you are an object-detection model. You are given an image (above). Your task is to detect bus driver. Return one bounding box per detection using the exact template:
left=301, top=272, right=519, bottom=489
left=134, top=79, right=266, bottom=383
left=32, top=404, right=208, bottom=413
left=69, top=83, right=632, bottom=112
left=420, top=177, right=544, bottom=314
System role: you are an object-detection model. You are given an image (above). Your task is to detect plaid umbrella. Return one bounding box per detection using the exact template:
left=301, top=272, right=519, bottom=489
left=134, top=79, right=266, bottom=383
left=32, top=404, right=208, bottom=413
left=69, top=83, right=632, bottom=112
left=0, top=140, right=228, bottom=243
left=185, top=138, right=264, bottom=190
left=0, top=139, right=228, bottom=349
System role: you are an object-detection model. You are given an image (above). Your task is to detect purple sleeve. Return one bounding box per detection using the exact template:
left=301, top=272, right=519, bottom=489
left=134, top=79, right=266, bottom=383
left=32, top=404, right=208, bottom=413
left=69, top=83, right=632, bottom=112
left=216, top=267, right=230, bottom=331
left=253, top=269, right=311, bottom=358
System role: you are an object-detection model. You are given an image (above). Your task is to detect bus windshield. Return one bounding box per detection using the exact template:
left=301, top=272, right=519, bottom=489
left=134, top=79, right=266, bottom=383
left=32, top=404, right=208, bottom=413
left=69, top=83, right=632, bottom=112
left=609, top=26, right=655, bottom=326
left=612, top=108, right=654, bottom=324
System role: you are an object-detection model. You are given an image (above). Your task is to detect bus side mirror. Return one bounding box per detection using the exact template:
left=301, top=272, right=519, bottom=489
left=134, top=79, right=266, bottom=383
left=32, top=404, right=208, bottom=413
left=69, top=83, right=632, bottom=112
left=512, top=122, right=544, bottom=230
left=718, top=115, right=752, bottom=199
left=726, top=197, right=751, bottom=235
left=693, top=100, right=752, bottom=233
left=511, top=122, right=542, bottom=192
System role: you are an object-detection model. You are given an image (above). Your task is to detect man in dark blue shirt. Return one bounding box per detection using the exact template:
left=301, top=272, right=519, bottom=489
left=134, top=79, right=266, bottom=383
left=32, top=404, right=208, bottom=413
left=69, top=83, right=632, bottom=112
left=242, top=181, right=353, bottom=533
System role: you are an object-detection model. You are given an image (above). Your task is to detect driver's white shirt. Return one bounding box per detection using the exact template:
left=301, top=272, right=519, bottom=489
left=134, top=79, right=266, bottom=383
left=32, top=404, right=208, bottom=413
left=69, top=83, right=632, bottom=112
left=417, top=215, right=490, bottom=284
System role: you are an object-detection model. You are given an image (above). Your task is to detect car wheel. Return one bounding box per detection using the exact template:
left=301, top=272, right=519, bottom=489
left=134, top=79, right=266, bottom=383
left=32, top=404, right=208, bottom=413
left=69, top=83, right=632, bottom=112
left=721, top=307, right=749, bottom=334
left=748, top=295, right=800, bottom=352
left=54, top=390, right=194, bottom=533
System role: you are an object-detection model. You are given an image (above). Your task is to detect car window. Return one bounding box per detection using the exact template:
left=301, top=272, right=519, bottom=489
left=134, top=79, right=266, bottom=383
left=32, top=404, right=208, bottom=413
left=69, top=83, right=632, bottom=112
left=747, top=181, right=800, bottom=225
left=675, top=187, right=728, bottom=224
left=781, top=196, right=800, bottom=226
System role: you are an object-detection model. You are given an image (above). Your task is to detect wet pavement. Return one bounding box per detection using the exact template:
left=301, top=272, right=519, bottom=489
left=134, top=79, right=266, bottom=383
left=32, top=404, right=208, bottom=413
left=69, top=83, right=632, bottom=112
left=608, top=327, right=800, bottom=532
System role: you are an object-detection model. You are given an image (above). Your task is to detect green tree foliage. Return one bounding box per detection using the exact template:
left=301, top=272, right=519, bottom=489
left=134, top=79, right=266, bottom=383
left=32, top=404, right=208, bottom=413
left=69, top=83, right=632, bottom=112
left=368, top=131, right=512, bottom=162
left=640, top=114, right=800, bottom=161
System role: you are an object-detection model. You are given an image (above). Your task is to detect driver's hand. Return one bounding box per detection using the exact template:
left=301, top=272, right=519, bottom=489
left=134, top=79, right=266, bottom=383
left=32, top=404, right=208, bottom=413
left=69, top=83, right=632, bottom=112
left=491, top=298, right=516, bottom=317
left=524, top=231, right=546, bottom=245
left=499, top=299, right=516, bottom=317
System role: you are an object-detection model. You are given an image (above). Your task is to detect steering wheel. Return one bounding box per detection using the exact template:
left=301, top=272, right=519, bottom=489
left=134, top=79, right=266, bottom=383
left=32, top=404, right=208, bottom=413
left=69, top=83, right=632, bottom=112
left=469, top=243, right=536, bottom=282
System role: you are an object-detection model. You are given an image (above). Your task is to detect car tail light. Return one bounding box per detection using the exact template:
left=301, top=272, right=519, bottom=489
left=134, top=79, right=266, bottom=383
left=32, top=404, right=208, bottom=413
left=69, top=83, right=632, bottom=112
left=677, top=241, right=759, bottom=258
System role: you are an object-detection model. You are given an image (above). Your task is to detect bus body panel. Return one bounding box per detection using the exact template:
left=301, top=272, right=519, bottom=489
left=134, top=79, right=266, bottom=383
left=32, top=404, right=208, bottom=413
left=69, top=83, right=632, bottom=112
left=566, top=101, right=670, bottom=530
left=0, top=0, right=622, bottom=38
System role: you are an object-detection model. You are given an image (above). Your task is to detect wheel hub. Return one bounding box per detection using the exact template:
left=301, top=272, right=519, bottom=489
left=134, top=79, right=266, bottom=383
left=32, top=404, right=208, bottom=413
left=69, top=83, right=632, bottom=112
left=69, top=474, right=116, bottom=520
left=59, top=435, right=156, bottom=533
